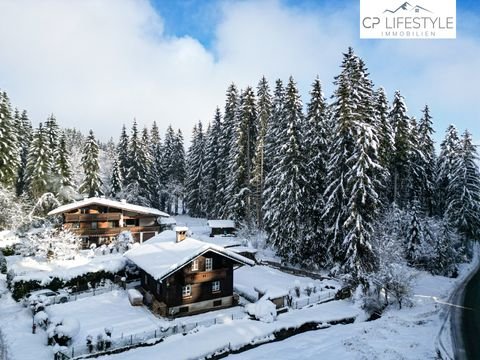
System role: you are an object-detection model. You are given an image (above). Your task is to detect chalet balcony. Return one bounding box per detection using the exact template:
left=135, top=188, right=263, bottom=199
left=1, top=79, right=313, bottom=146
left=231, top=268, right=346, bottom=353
left=185, top=269, right=227, bottom=284
left=67, top=225, right=161, bottom=237
left=64, top=213, right=122, bottom=222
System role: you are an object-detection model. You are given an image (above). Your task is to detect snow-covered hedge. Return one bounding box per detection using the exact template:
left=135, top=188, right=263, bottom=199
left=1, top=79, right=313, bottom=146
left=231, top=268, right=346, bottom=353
left=10, top=265, right=126, bottom=301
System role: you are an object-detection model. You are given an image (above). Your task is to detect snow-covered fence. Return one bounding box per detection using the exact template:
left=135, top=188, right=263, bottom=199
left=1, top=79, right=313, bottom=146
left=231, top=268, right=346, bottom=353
left=59, top=312, right=246, bottom=359
left=291, top=291, right=336, bottom=310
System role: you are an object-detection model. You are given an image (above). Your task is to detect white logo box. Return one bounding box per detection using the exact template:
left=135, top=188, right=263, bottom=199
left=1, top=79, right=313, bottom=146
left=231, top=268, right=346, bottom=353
left=360, top=0, right=456, bottom=39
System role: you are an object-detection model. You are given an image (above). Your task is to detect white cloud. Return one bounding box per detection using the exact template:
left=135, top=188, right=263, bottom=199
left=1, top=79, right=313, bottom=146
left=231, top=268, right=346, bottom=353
left=0, top=0, right=478, bottom=144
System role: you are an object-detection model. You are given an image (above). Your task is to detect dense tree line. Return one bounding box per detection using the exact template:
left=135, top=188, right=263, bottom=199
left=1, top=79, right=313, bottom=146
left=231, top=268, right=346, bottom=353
left=1, top=47, right=479, bottom=287
left=184, top=48, right=480, bottom=284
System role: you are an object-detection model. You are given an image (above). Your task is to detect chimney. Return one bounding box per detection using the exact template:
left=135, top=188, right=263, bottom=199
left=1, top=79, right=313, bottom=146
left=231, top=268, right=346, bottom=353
left=175, top=226, right=188, bottom=243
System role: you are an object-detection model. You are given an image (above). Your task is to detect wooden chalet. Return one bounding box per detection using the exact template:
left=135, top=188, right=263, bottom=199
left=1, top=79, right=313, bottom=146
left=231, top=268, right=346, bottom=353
left=47, top=197, right=170, bottom=246
left=124, top=227, right=254, bottom=317
left=207, top=220, right=236, bottom=237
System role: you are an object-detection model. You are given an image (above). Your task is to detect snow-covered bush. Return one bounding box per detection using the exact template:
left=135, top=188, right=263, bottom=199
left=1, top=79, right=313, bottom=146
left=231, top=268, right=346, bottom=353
left=47, top=318, right=79, bottom=346
left=34, top=310, right=49, bottom=330
left=115, top=231, right=134, bottom=253
left=245, top=298, right=277, bottom=323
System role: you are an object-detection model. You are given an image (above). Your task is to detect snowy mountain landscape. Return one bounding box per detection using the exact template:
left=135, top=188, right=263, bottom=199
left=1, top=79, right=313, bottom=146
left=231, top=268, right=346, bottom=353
left=1, top=1, right=480, bottom=359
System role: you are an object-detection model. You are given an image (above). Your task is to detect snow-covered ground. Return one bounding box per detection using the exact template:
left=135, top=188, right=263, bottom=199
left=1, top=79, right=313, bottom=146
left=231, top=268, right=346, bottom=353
left=235, top=265, right=339, bottom=302
left=0, top=230, right=20, bottom=249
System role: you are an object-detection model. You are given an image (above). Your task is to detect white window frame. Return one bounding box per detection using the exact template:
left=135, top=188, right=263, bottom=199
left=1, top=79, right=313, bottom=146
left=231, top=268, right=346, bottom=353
left=205, top=258, right=213, bottom=271
left=182, top=284, right=192, bottom=297
left=212, top=280, right=220, bottom=292
left=191, top=259, right=199, bottom=271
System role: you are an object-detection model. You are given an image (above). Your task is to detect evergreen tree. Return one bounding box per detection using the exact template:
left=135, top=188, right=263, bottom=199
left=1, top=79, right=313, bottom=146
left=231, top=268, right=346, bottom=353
left=252, top=77, right=272, bottom=228
left=228, top=86, right=257, bottom=225
left=389, top=91, right=411, bottom=207
left=435, top=125, right=460, bottom=215
left=263, top=77, right=306, bottom=262
left=125, top=120, right=149, bottom=203
left=0, top=91, right=19, bottom=188
left=172, top=129, right=186, bottom=214
left=203, top=108, right=222, bottom=218
left=25, top=123, right=51, bottom=198
left=45, top=114, right=60, bottom=164
left=110, top=157, right=123, bottom=197
left=15, top=110, right=33, bottom=196
left=117, top=124, right=130, bottom=183
left=446, top=130, right=480, bottom=240
left=54, top=134, right=76, bottom=202
left=79, top=130, right=102, bottom=197
left=417, top=106, right=436, bottom=215
left=149, top=121, right=164, bottom=209
left=218, top=83, right=239, bottom=219
left=264, top=79, right=285, bottom=179
left=322, top=48, right=381, bottom=281
left=302, top=77, right=329, bottom=263
left=185, top=122, right=206, bottom=217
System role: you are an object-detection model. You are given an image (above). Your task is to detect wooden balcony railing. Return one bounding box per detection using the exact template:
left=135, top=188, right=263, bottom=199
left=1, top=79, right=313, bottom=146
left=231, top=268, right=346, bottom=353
left=66, top=225, right=161, bottom=237
left=185, top=269, right=227, bottom=284
left=64, top=213, right=122, bottom=222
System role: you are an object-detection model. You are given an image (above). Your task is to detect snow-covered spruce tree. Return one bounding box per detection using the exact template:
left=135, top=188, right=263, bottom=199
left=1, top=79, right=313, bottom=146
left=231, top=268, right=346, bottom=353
left=44, top=114, right=60, bottom=165
left=301, top=77, right=330, bottom=264
left=54, top=134, right=76, bottom=202
left=263, top=76, right=306, bottom=262
left=252, top=77, right=272, bottom=228
left=161, top=125, right=179, bottom=213
left=117, top=124, right=130, bottom=184
left=172, top=129, right=186, bottom=214
left=227, top=86, right=258, bottom=225
left=415, top=105, right=436, bottom=215
left=264, top=79, right=285, bottom=180
left=218, top=83, right=239, bottom=219
left=124, top=120, right=150, bottom=204
left=203, top=108, right=222, bottom=218
left=0, top=91, right=19, bottom=188
left=149, top=121, right=164, bottom=209
left=374, top=88, right=394, bottom=204
left=109, top=157, right=123, bottom=198
left=446, top=130, right=480, bottom=241
left=404, top=117, right=424, bottom=206
left=435, top=125, right=460, bottom=216
left=15, top=110, right=33, bottom=196
left=185, top=122, right=206, bottom=217
left=322, top=49, right=382, bottom=282
left=389, top=91, right=412, bottom=208
left=25, top=123, right=52, bottom=199
left=79, top=130, right=102, bottom=197
left=405, top=210, right=422, bottom=266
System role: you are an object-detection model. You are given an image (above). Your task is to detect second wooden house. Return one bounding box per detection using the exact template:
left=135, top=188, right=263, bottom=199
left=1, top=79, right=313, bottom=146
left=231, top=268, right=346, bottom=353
left=48, top=197, right=170, bottom=246
left=124, top=227, right=254, bottom=317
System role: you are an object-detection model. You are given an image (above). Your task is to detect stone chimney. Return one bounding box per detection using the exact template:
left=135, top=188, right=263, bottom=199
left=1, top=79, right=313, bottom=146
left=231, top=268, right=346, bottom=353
left=175, top=226, right=188, bottom=243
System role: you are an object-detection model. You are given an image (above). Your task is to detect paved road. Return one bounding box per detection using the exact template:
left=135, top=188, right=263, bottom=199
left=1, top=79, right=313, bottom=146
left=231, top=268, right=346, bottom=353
left=461, top=265, right=480, bottom=360
left=451, top=257, right=480, bottom=360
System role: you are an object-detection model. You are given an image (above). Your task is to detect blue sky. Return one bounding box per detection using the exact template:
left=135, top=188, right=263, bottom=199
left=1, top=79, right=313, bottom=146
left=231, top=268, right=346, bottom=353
left=0, top=0, right=478, bottom=144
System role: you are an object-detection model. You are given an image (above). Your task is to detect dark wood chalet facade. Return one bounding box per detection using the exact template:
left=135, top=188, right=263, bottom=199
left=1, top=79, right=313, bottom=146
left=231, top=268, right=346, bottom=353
left=125, top=228, right=254, bottom=317
left=47, top=197, right=170, bottom=246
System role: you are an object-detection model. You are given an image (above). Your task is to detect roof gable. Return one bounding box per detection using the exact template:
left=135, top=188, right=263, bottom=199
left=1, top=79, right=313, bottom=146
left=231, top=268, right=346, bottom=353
left=124, top=231, right=254, bottom=281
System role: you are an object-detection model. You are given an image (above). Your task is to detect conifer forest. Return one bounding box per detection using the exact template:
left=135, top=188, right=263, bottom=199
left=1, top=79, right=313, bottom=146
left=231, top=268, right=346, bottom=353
left=1, top=48, right=479, bottom=287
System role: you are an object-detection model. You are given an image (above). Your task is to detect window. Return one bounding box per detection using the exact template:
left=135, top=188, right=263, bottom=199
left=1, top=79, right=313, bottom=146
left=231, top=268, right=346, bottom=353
left=212, top=280, right=220, bottom=292
left=156, top=282, right=161, bottom=294
left=213, top=299, right=222, bottom=307
left=182, top=284, right=192, bottom=297
left=205, top=258, right=213, bottom=271
left=91, top=222, right=98, bottom=230
left=191, top=259, right=199, bottom=271
left=144, top=274, right=148, bottom=285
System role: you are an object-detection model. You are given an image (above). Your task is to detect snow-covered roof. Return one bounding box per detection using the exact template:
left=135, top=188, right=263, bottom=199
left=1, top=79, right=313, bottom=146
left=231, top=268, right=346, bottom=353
left=159, top=217, right=177, bottom=225
left=174, top=226, right=189, bottom=232
left=207, top=220, right=236, bottom=229
left=254, top=286, right=289, bottom=299
left=124, top=230, right=254, bottom=281
left=47, top=197, right=169, bottom=217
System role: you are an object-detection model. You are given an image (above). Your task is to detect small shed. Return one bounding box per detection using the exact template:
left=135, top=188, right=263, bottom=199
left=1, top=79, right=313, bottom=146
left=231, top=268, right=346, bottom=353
left=254, top=286, right=289, bottom=313
left=207, top=220, right=236, bottom=237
